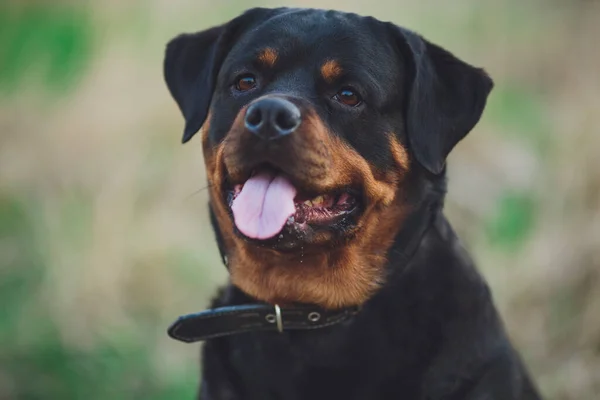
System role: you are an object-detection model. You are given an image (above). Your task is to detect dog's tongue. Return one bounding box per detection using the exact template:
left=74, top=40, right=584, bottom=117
left=231, top=171, right=297, bottom=240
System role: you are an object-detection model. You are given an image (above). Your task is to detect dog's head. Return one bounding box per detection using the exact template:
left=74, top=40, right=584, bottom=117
left=164, top=8, right=492, bottom=309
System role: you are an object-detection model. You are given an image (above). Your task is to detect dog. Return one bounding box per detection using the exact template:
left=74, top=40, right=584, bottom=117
left=163, top=7, right=543, bottom=400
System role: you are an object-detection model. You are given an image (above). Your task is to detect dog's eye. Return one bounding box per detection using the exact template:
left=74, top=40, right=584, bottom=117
left=334, top=88, right=362, bottom=107
left=235, top=74, right=257, bottom=92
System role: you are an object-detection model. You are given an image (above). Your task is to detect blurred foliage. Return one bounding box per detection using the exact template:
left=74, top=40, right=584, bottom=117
left=0, top=193, right=196, bottom=399
left=0, top=0, right=598, bottom=399
left=0, top=193, right=197, bottom=399
left=487, top=85, right=552, bottom=154
left=0, top=4, right=198, bottom=399
left=485, top=191, right=536, bottom=251
left=0, top=4, right=93, bottom=95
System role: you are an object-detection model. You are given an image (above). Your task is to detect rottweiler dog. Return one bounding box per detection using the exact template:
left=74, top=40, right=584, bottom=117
left=163, top=7, right=543, bottom=400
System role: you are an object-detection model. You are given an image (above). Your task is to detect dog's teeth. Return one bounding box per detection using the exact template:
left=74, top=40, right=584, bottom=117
left=304, top=200, right=313, bottom=207
left=312, top=195, right=324, bottom=205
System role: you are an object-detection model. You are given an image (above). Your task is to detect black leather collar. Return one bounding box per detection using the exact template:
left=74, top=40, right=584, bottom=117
left=168, top=304, right=360, bottom=343
left=168, top=202, right=435, bottom=343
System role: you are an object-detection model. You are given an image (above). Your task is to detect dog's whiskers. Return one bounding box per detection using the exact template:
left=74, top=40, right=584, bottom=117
left=186, top=183, right=213, bottom=200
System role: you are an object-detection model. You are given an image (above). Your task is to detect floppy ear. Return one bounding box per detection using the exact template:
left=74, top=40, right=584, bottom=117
left=164, top=26, right=223, bottom=143
left=393, top=27, right=493, bottom=174
left=163, top=8, right=281, bottom=143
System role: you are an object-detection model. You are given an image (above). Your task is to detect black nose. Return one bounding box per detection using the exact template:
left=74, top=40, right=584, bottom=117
left=244, top=98, right=301, bottom=140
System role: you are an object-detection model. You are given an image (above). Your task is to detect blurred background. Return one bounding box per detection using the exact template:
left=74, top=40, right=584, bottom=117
left=0, top=0, right=598, bottom=398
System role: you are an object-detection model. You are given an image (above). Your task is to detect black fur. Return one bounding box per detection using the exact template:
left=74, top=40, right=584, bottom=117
left=164, top=7, right=542, bottom=399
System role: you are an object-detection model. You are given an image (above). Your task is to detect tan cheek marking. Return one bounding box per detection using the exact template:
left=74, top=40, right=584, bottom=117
left=221, top=105, right=251, bottom=180
left=301, top=114, right=399, bottom=206
left=389, top=136, right=410, bottom=171
left=201, top=111, right=212, bottom=159
left=320, top=60, right=343, bottom=82
left=327, top=135, right=397, bottom=207
left=207, top=143, right=238, bottom=252
left=257, top=47, right=278, bottom=67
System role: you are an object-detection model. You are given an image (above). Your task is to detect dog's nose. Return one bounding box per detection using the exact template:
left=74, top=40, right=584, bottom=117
left=244, top=98, right=301, bottom=140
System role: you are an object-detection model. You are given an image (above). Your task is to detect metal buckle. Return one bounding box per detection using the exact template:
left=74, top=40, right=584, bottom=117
left=274, top=304, right=283, bottom=333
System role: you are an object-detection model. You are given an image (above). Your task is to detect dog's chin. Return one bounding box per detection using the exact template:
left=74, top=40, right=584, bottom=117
left=221, top=168, right=365, bottom=253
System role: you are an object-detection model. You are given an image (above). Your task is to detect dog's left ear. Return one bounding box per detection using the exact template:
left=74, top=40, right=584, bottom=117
left=164, top=8, right=281, bottom=143
left=392, top=26, right=494, bottom=174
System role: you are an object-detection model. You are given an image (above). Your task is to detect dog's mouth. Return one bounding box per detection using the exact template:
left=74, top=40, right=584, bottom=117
left=224, top=166, right=362, bottom=245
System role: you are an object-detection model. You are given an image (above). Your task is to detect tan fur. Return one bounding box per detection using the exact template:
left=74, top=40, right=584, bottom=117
left=257, top=48, right=278, bottom=67
left=201, top=111, right=213, bottom=166
left=390, top=136, right=411, bottom=172
left=320, top=60, right=343, bottom=82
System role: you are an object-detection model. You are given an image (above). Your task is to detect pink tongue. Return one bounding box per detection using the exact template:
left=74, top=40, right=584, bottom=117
left=231, top=171, right=297, bottom=240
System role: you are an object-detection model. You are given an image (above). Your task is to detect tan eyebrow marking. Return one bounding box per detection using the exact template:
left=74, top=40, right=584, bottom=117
left=257, top=47, right=278, bottom=67
left=320, top=59, right=343, bottom=82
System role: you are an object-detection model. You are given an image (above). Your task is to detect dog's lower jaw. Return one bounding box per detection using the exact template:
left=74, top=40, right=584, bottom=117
left=217, top=198, right=411, bottom=309
left=208, top=187, right=409, bottom=309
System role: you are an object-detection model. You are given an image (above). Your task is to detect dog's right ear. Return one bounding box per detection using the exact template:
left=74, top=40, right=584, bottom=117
left=164, top=8, right=281, bottom=143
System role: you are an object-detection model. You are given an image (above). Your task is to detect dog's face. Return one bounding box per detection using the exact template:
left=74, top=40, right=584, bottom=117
left=164, top=8, right=492, bottom=308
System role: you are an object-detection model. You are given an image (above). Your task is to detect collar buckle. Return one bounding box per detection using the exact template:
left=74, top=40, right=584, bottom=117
left=264, top=304, right=283, bottom=332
